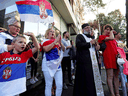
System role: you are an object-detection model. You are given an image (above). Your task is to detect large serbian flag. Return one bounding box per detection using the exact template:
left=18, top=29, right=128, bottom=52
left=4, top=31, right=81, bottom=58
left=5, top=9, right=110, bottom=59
left=15, top=0, right=54, bottom=23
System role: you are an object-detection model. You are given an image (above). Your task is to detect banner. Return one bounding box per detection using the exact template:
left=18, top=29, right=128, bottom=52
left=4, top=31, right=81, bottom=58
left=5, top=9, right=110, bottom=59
left=15, top=0, right=54, bottom=23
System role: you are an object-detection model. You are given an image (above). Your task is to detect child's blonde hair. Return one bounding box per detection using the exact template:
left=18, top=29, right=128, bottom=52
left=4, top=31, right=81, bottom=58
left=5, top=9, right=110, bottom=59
left=12, top=35, right=26, bottom=43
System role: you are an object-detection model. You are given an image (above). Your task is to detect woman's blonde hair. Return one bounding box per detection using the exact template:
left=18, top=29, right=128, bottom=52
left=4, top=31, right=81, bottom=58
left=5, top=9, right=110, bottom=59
left=44, top=28, right=55, bottom=39
left=12, top=35, right=26, bottom=43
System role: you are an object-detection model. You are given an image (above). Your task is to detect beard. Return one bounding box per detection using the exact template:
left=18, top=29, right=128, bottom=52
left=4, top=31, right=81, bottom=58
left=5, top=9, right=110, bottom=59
left=84, top=30, right=90, bottom=35
left=66, top=36, right=69, bottom=39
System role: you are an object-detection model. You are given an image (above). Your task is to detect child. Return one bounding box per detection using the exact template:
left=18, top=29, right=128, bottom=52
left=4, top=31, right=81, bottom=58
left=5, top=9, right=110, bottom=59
left=29, top=43, right=39, bottom=84
left=0, top=32, right=40, bottom=96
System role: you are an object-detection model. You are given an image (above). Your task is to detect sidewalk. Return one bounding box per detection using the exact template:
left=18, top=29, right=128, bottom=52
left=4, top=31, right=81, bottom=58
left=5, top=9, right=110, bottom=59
left=20, top=69, right=125, bottom=96
left=101, top=69, right=124, bottom=96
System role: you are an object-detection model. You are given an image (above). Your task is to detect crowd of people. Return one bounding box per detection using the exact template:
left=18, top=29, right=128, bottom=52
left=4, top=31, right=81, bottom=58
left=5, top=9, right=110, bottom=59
left=0, top=16, right=128, bottom=96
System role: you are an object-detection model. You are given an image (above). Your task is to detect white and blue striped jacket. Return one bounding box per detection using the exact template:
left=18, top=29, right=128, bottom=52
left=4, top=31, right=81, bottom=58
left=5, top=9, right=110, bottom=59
left=0, top=31, right=14, bottom=53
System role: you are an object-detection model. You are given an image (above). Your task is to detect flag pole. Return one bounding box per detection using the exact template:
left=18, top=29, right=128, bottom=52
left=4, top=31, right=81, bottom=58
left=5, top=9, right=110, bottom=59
left=37, top=23, right=39, bottom=35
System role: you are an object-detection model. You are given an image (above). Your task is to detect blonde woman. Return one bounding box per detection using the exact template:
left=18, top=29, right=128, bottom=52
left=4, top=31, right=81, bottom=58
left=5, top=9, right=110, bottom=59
left=41, top=28, right=65, bottom=96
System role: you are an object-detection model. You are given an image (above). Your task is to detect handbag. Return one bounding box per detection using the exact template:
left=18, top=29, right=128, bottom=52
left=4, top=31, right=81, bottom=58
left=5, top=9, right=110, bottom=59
left=99, top=40, right=106, bottom=52
left=116, top=53, right=125, bottom=65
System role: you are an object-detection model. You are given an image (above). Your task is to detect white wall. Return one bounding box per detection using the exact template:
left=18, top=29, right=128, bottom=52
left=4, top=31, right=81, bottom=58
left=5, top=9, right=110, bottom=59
left=53, top=9, right=60, bottom=30
left=52, top=6, right=67, bottom=34
left=60, top=18, right=67, bottom=33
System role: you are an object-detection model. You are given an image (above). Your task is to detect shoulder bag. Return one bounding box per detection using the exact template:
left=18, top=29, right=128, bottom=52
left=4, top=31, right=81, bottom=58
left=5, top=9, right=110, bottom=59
left=99, top=40, right=106, bottom=52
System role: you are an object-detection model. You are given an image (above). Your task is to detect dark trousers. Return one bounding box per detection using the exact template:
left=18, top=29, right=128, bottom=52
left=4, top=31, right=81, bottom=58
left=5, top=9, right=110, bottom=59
left=98, top=63, right=101, bottom=74
left=30, top=59, right=37, bottom=77
left=61, top=57, right=72, bottom=84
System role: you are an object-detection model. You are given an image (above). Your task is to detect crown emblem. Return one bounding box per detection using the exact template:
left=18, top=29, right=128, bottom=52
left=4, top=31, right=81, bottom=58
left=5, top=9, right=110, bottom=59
left=39, top=2, right=45, bottom=9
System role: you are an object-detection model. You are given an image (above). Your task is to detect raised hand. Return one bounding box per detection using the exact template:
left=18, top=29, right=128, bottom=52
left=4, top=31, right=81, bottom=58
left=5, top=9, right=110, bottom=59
left=111, top=30, right=117, bottom=34
left=54, top=34, right=60, bottom=44
left=90, top=39, right=96, bottom=45
left=24, top=32, right=34, bottom=36
left=58, top=34, right=62, bottom=44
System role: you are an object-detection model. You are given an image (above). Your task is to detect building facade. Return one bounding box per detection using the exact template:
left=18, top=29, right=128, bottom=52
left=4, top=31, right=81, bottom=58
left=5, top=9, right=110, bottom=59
left=0, top=9, right=5, bottom=27
left=48, top=0, right=84, bottom=42
left=0, top=0, right=85, bottom=42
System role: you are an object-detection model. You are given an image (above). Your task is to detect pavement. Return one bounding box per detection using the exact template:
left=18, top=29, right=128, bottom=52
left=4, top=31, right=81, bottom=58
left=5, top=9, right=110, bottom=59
left=20, top=69, right=126, bottom=96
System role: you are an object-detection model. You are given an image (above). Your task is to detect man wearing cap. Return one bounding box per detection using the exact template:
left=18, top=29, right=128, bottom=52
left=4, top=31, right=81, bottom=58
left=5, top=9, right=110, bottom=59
left=0, top=17, right=21, bottom=53
left=73, top=23, right=103, bottom=96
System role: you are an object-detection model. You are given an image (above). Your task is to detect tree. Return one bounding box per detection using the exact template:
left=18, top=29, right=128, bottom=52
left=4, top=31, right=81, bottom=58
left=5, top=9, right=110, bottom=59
left=84, top=0, right=106, bottom=12
left=88, top=9, right=126, bottom=40
left=126, top=0, right=128, bottom=47
left=84, top=0, right=106, bottom=35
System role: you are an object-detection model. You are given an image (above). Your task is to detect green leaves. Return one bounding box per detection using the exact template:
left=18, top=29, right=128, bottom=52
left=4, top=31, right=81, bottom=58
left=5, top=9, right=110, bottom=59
left=84, top=0, right=106, bottom=13
left=88, top=9, right=126, bottom=40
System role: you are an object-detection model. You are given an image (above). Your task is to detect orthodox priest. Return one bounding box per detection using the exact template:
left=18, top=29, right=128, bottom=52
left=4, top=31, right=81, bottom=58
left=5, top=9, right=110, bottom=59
left=73, top=23, right=104, bottom=96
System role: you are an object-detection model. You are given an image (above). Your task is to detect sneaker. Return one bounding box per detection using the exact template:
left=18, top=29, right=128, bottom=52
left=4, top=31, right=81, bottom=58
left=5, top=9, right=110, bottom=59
left=72, top=75, right=75, bottom=80
left=30, top=78, right=36, bottom=84
left=102, top=81, right=106, bottom=85
left=68, top=82, right=74, bottom=86
left=63, top=83, right=68, bottom=90
left=34, top=77, right=38, bottom=82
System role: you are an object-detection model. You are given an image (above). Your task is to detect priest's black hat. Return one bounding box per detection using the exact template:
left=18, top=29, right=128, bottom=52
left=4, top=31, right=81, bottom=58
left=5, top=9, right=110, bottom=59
left=82, top=23, right=89, bottom=29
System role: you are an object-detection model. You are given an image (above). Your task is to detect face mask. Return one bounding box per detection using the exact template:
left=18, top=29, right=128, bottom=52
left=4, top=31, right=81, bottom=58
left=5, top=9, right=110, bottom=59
left=117, top=58, right=125, bottom=66
left=84, top=30, right=90, bottom=35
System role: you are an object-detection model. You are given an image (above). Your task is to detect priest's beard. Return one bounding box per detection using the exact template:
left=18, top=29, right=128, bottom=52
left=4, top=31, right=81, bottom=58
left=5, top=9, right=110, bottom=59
left=84, top=30, right=90, bottom=35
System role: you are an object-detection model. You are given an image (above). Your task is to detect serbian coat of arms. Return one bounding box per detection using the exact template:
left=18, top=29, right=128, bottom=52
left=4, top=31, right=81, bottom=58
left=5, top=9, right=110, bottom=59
left=2, top=66, right=12, bottom=79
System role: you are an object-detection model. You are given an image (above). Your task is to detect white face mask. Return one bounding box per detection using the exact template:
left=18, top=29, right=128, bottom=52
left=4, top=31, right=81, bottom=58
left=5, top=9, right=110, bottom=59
left=84, top=30, right=90, bottom=35
left=117, top=58, right=125, bottom=66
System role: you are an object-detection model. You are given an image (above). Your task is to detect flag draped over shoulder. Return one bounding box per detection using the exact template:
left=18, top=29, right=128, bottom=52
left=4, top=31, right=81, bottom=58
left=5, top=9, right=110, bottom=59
left=15, top=0, right=54, bottom=23
left=42, top=39, right=63, bottom=77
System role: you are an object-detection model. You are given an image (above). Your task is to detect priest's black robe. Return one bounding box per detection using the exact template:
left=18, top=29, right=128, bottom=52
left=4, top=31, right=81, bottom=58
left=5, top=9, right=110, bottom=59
left=73, top=34, right=97, bottom=96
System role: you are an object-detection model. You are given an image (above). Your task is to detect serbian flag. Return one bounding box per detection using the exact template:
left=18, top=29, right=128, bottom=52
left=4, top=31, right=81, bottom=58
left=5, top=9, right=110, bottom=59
left=15, top=0, right=54, bottom=23
left=0, top=50, right=33, bottom=96
left=42, top=39, right=63, bottom=77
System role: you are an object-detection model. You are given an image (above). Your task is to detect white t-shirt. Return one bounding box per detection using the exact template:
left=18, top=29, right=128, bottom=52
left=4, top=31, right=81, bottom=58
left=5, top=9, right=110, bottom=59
left=61, top=38, right=71, bottom=57
left=116, top=40, right=123, bottom=44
